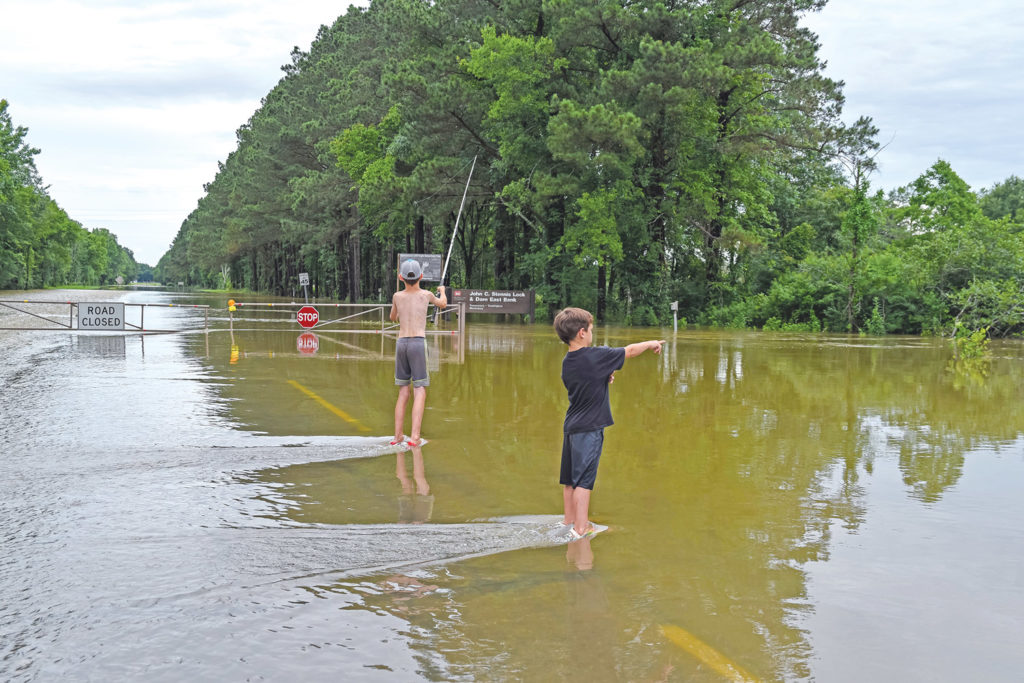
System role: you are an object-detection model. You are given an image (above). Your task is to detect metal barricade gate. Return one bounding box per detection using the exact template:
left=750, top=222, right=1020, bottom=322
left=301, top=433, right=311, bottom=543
left=229, top=301, right=466, bottom=337
left=0, top=300, right=210, bottom=333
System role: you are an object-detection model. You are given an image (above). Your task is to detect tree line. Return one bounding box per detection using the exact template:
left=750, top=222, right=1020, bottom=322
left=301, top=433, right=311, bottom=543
left=0, top=100, right=140, bottom=290
left=156, top=0, right=1024, bottom=337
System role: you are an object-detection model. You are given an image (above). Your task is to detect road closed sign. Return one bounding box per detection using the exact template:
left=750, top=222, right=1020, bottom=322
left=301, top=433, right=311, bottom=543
left=296, top=306, right=319, bottom=328
left=78, top=303, right=125, bottom=330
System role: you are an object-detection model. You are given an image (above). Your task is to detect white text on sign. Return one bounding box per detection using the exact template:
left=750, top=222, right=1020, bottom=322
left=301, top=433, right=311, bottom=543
left=296, top=306, right=319, bottom=328
left=78, top=303, right=125, bottom=330
left=451, top=289, right=535, bottom=315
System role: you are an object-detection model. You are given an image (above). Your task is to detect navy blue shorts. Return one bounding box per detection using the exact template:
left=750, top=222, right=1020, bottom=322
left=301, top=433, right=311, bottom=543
left=560, top=428, right=604, bottom=490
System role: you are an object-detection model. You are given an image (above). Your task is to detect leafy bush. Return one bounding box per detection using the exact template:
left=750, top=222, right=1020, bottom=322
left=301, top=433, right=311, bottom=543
left=865, top=298, right=886, bottom=335
left=952, top=323, right=990, bottom=360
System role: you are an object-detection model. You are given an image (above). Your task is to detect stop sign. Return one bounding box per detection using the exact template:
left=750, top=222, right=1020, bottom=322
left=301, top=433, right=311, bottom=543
left=297, top=332, right=319, bottom=355
left=296, top=306, right=319, bottom=328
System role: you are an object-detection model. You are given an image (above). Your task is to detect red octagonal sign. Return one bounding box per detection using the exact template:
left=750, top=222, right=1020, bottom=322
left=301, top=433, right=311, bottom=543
left=296, top=305, right=319, bottom=328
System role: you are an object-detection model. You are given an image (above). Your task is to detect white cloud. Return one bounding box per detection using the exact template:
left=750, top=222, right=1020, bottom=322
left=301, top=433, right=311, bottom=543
left=804, top=0, right=1024, bottom=193
left=2, top=1, right=343, bottom=75
left=2, top=0, right=359, bottom=264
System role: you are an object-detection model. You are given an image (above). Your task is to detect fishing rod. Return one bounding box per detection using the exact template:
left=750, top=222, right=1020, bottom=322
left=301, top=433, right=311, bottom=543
left=440, top=155, right=477, bottom=287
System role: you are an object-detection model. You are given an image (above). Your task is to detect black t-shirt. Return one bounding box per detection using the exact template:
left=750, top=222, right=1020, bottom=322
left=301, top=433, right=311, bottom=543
left=561, top=345, right=626, bottom=434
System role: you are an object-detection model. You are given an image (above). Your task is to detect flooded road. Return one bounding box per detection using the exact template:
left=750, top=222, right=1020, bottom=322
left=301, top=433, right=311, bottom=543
left=2, top=289, right=1023, bottom=681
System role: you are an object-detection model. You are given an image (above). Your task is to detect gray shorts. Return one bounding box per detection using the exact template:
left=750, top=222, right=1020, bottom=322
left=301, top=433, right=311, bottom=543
left=395, top=337, right=429, bottom=387
left=560, top=428, right=604, bottom=490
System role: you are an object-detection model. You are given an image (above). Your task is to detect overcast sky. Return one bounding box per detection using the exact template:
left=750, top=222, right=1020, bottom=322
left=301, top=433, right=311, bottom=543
left=2, top=0, right=1022, bottom=265
left=1, top=0, right=354, bottom=265
left=804, top=0, right=1024, bottom=195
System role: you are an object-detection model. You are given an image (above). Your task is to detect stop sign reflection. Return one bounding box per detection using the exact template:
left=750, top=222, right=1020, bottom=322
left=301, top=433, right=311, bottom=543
left=297, top=332, right=319, bottom=355
left=296, top=305, right=319, bottom=328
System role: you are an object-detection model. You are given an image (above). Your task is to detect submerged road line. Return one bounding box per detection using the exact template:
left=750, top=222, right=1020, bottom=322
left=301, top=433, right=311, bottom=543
left=660, top=624, right=761, bottom=682
left=287, top=380, right=372, bottom=432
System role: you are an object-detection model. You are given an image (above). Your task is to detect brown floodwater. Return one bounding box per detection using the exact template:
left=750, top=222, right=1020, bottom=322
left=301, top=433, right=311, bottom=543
left=2, top=288, right=1022, bottom=681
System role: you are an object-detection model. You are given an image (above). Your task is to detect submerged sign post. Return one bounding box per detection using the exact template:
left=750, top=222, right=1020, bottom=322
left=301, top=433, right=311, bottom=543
left=78, top=303, right=125, bottom=330
left=451, top=289, right=535, bottom=322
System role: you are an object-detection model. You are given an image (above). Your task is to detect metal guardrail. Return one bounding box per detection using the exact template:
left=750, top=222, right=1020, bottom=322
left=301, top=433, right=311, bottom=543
left=0, top=300, right=209, bottom=333
left=0, top=299, right=464, bottom=338
left=229, top=301, right=466, bottom=337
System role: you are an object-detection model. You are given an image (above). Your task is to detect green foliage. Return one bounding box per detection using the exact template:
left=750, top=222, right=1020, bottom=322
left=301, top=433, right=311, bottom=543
left=978, top=175, right=1024, bottom=223
left=901, top=159, right=982, bottom=232
left=946, top=324, right=994, bottom=385
left=947, top=278, right=1024, bottom=337
left=951, top=323, right=990, bottom=361
left=865, top=298, right=886, bottom=336
left=558, top=185, right=634, bottom=268
left=156, top=0, right=869, bottom=311
left=463, top=26, right=566, bottom=169
left=762, top=316, right=820, bottom=333
left=779, top=222, right=816, bottom=263
left=0, top=99, right=137, bottom=289
left=747, top=254, right=836, bottom=329
left=627, top=304, right=659, bottom=327
left=146, top=2, right=1024, bottom=340
left=706, top=296, right=756, bottom=330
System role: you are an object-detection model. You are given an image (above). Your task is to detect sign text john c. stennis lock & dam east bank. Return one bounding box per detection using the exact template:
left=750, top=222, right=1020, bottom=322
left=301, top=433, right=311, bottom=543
left=451, top=289, right=535, bottom=315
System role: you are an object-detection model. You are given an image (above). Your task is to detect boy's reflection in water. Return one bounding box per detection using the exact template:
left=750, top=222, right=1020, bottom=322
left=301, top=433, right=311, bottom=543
left=565, top=534, right=595, bottom=571
left=378, top=443, right=440, bottom=611
left=396, top=444, right=433, bottom=523
left=564, top=536, right=615, bottom=674
left=564, top=538, right=676, bottom=681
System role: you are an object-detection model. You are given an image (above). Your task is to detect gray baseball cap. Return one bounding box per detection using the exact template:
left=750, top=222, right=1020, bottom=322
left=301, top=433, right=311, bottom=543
left=400, top=259, right=423, bottom=281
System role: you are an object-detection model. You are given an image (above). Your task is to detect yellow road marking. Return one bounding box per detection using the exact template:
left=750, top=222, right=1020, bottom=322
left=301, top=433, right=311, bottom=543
left=660, top=624, right=761, bottom=682
left=287, top=380, right=372, bottom=432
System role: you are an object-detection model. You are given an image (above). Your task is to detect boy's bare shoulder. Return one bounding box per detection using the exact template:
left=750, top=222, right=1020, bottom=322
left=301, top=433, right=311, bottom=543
left=394, top=288, right=418, bottom=300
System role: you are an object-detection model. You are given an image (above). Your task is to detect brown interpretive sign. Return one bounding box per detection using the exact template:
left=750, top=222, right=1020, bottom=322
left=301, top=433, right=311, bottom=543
left=451, top=289, right=535, bottom=319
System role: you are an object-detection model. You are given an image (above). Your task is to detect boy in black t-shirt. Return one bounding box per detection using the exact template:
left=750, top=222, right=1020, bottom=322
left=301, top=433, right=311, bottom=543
left=554, top=307, right=665, bottom=541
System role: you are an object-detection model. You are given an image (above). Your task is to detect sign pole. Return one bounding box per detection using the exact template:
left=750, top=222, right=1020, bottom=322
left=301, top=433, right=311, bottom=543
left=440, top=156, right=477, bottom=286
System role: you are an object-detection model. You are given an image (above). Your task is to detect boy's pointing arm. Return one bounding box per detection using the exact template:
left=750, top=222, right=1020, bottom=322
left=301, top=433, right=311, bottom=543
left=624, top=339, right=665, bottom=358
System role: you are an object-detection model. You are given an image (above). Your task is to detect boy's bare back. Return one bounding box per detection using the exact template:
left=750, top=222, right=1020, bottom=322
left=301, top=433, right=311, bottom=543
left=391, top=283, right=446, bottom=337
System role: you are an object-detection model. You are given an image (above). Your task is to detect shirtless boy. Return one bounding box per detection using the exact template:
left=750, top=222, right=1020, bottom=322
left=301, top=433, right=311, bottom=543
left=390, top=259, right=446, bottom=446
